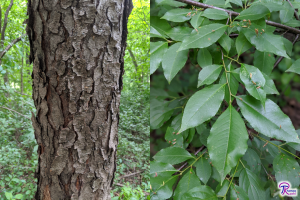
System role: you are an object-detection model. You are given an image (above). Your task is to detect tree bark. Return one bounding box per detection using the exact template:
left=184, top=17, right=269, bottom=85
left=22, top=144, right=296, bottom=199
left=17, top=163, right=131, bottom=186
left=26, top=0, right=132, bottom=199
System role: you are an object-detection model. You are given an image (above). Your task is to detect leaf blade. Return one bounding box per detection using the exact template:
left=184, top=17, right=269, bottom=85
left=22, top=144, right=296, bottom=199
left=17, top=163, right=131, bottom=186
left=180, top=84, right=226, bottom=132
left=236, top=95, right=300, bottom=143
left=207, top=105, right=249, bottom=182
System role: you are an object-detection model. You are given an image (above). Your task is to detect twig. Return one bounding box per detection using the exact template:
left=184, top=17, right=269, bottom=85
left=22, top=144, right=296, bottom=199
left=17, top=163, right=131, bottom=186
left=273, top=0, right=300, bottom=69
left=115, top=183, right=124, bottom=187
left=0, top=0, right=14, bottom=49
left=0, top=34, right=26, bottom=60
left=176, top=145, right=206, bottom=172
left=175, top=0, right=300, bottom=35
left=229, top=34, right=239, bottom=38
left=287, top=0, right=299, bottom=20
left=0, top=106, right=30, bottom=120
left=117, top=170, right=144, bottom=179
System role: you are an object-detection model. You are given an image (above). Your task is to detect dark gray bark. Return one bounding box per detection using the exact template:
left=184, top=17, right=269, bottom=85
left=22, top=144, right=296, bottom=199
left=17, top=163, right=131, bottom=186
left=26, top=0, right=132, bottom=199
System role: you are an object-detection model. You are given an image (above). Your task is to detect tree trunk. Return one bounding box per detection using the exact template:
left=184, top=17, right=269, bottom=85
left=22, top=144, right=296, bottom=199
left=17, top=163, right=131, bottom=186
left=26, top=0, right=132, bottom=199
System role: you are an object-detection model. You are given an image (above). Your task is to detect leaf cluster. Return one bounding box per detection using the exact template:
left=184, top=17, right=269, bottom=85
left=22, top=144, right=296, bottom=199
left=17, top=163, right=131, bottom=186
left=150, top=0, right=300, bottom=199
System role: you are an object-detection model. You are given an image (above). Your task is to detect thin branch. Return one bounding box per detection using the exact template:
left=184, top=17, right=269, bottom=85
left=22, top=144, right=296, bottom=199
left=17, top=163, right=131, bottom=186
left=127, top=48, right=139, bottom=73
left=229, top=33, right=239, bottom=38
left=0, top=0, right=14, bottom=49
left=0, top=106, right=30, bottom=120
left=287, top=0, right=299, bottom=20
left=0, top=5, right=2, bottom=34
left=117, top=170, right=144, bottom=180
left=273, top=0, right=300, bottom=69
left=176, top=145, right=206, bottom=172
left=175, top=0, right=300, bottom=35
left=0, top=34, right=24, bottom=60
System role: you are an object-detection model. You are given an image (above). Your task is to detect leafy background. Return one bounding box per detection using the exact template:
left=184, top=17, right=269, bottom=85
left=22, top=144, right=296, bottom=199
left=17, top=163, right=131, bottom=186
left=0, top=0, right=150, bottom=199
left=150, top=0, right=300, bottom=199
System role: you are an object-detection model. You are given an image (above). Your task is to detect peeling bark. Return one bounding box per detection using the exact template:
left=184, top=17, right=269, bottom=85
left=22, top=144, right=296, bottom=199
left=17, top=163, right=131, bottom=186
left=27, top=0, right=133, bottom=199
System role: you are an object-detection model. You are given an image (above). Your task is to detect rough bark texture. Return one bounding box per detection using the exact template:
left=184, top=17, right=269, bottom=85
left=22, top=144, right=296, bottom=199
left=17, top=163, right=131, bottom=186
left=26, top=0, right=132, bottom=199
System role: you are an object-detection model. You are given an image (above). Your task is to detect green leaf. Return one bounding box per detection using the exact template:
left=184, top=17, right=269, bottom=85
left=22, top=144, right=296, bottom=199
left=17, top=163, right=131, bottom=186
left=283, top=37, right=293, bottom=56
left=240, top=64, right=266, bottom=106
left=255, top=0, right=283, bottom=12
left=171, top=114, right=183, bottom=132
left=197, top=48, right=212, bottom=68
left=200, top=129, right=210, bottom=147
left=227, top=0, right=243, bottom=7
left=190, top=12, right=204, bottom=29
left=158, top=0, right=187, bottom=7
left=182, top=185, right=218, bottom=199
left=150, top=41, right=168, bottom=74
left=197, top=65, right=222, bottom=87
left=286, top=58, right=300, bottom=74
left=150, top=99, right=173, bottom=129
left=273, top=153, right=300, bottom=187
left=173, top=169, right=201, bottom=200
left=239, top=168, right=265, bottom=199
left=253, top=51, right=275, bottom=75
left=150, top=26, right=165, bottom=39
left=230, top=185, right=249, bottom=200
left=242, top=148, right=261, bottom=174
left=204, top=0, right=232, bottom=8
left=216, top=180, right=230, bottom=196
left=150, top=161, right=177, bottom=178
left=151, top=176, right=178, bottom=200
left=284, top=19, right=300, bottom=28
left=166, top=26, right=193, bottom=41
left=162, top=43, right=189, bottom=83
left=288, top=130, right=300, bottom=151
left=14, top=194, right=23, bottom=199
left=153, top=147, right=194, bottom=165
left=243, top=29, right=289, bottom=58
left=180, top=84, right=226, bottom=132
left=151, top=16, right=171, bottom=38
left=161, top=8, right=191, bottom=22
left=262, top=72, right=279, bottom=95
left=195, top=155, right=212, bottom=185
left=236, top=4, right=269, bottom=20
left=280, top=2, right=294, bottom=23
left=5, top=192, right=13, bottom=199
left=202, top=8, right=229, bottom=20
left=207, top=105, right=248, bottom=182
left=236, top=95, right=300, bottom=143
left=165, top=126, right=184, bottom=147
left=236, top=33, right=252, bottom=57
left=178, top=24, right=228, bottom=51
left=218, top=34, right=232, bottom=53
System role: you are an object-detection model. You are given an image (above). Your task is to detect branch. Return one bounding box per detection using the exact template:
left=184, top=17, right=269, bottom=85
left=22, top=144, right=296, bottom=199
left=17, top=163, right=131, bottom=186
left=175, top=145, right=206, bottom=173
left=0, top=34, right=25, bottom=60
left=0, top=5, right=2, bottom=34
left=274, top=0, right=300, bottom=68
left=175, top=0, right=300, bottom=35
left=127, top=48, right=139, bottom=72
left=117, top=170, right=144, bottom=179
left=0, top=0, right=14, bottom=49
left=0, top=106, right=30, bottom=120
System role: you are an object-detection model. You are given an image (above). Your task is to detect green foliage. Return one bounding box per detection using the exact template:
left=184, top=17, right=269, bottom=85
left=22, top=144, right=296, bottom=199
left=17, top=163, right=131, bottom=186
left=0, top=0, right=150, bottom=199
left=150, top=0, right=300, bottom=199
left=112, top=183, right=149, bottom=200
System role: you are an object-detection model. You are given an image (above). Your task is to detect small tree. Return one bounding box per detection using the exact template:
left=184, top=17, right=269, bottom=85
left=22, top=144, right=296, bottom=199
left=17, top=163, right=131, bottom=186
left=150, top=0, right=300, bottom=199
left=27, top=0, right=132, bottom=199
